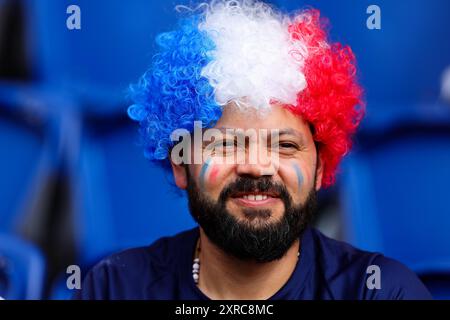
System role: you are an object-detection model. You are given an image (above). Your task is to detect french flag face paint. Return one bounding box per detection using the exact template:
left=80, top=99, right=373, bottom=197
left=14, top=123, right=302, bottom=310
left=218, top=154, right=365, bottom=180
left=293, top=164, right=304, bottom=192
left=199, top=158, right=220, bottom=190
left=128, top=0, right=364, bottom=189
left=199, top=158, right=212, bottom=191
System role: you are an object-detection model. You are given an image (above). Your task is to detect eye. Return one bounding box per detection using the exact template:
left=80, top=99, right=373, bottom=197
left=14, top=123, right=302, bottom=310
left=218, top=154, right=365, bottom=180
left=273, top=141, right=301, bottom=156
left=213, top=139, right=236, bottom=150
left=208, top=139, right=237, bottom=157
left=278, top=142, right=299, bottom=149
left=222, top=140, right=236, bottom=148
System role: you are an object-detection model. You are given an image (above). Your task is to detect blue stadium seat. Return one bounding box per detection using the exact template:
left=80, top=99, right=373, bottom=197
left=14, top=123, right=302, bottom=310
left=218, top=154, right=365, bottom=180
left=71, top=121, right=195, bottom=267
left=4, top=1, right=201, bottom=296
left=0, top=109, right=45, bottom=233
left=23, top=0, right=181, bottom=113
left=0, top=233, right=46, bottom=299
left=340, top=107, right=450, bottom=298
left=275, top=0, right=450, bottom=105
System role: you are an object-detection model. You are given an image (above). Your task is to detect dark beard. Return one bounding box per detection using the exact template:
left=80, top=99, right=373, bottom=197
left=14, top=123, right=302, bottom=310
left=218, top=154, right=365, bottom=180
left=186, top=172, right=318, bottom=263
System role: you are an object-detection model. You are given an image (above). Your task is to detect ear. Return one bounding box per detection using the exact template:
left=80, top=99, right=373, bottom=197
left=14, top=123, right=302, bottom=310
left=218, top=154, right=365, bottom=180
left=315, top=151, right=324, bottom=191
left=170, top=159, right=188, bottom=190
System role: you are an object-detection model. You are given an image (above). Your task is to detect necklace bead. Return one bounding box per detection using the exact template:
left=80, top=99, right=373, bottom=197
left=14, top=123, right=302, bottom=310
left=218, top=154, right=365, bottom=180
left=192, top=239, right=300, bottom=285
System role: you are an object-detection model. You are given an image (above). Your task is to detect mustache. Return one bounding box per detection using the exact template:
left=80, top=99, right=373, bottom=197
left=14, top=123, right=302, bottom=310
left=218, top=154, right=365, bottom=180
left=218, top=176, right=292, bottom=205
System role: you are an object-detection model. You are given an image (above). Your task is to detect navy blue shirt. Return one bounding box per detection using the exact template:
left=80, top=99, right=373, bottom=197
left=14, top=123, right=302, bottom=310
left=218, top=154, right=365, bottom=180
left=73, top=227, right=432, bottom=300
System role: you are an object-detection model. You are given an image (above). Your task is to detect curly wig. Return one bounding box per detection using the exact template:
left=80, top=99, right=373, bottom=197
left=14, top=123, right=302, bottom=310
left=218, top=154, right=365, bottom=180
left=128, top=0, right=364, bottom=188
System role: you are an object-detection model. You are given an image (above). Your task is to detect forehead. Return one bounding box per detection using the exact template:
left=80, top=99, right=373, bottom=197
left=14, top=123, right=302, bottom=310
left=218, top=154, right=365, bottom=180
left=214, top=103, right=313, bottom=138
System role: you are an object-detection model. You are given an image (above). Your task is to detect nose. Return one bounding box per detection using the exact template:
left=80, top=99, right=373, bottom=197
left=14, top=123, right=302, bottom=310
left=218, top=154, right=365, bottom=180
left=235, top=145, right=278, bottom=178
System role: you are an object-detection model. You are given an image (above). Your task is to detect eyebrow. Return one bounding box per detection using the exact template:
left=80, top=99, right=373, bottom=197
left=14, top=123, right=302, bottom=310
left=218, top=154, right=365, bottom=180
left=278, top=128, right=302, bottom=137
left=277, top=128, right=307, bottom=144
left=213, top=127, right=308, bottom=143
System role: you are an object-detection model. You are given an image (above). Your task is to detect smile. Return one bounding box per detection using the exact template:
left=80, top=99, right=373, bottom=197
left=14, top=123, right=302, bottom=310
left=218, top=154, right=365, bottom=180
left=230, top=192, right=281, bottom=207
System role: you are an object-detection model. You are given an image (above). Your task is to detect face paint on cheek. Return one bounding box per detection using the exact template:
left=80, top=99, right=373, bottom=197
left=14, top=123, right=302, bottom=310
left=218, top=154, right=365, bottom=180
left=209, top=166, right=219, bottom=184
left=293, top=164, right=304, bottom=191
left=199, top=158, right=212, bottom=191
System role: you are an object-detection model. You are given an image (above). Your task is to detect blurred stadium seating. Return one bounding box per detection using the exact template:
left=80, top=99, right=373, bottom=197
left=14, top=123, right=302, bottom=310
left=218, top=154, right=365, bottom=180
left=340, top=106, right=450, bottom=299
left=0, top=0, right=449, bottom=299
left=0, top=233, right=45, bottom=299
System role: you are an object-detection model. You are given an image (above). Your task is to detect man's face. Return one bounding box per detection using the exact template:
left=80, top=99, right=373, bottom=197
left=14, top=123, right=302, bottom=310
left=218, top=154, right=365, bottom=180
left=171, top=103, right=323, bottom=262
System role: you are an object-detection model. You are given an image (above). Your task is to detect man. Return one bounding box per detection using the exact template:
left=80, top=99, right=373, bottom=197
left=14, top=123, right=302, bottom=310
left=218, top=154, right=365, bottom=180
left=74, top=0, right=431, bottom=299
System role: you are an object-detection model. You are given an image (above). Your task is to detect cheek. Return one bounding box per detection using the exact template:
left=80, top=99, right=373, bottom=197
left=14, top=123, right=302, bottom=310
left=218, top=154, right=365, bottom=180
left=209, top=166, right=220, bottom=184
left=278, top=162, right=313, bottom=196
left=198, top=160, right=212, bottom=190
left=198, top=161, right=230, bottom=192
left=293, top=164, right=304, bottom=190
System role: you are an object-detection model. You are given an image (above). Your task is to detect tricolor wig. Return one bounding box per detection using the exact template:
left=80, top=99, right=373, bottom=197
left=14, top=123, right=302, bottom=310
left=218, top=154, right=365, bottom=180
left=128, top=0, right=364, bottom=188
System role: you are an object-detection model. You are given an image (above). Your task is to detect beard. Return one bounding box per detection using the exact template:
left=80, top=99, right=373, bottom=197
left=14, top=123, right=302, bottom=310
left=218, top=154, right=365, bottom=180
left=186, top=171, right=318, bottom=263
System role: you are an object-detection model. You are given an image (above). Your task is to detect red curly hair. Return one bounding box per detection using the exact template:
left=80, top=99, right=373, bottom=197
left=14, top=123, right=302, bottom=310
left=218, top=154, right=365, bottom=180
left=287, top=9, right=365, bottom=188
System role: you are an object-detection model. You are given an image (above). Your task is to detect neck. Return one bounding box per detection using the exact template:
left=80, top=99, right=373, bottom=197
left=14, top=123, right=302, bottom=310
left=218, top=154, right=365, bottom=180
left=196, top=227, right=300, bottom=300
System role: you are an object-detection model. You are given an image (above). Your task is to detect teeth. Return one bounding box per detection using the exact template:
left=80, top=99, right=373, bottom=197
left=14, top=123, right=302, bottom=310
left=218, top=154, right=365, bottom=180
left=241, top=194, right=269, bottom=201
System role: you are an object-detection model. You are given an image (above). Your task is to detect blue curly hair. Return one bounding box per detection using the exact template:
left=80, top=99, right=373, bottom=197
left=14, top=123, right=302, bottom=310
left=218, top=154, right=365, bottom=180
left=127, top=15, right=222, bottom=166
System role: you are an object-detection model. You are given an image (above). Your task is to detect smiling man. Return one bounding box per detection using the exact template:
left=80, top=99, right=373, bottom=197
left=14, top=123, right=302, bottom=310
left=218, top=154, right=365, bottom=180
left=74, top=0, right=431, bottom=300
